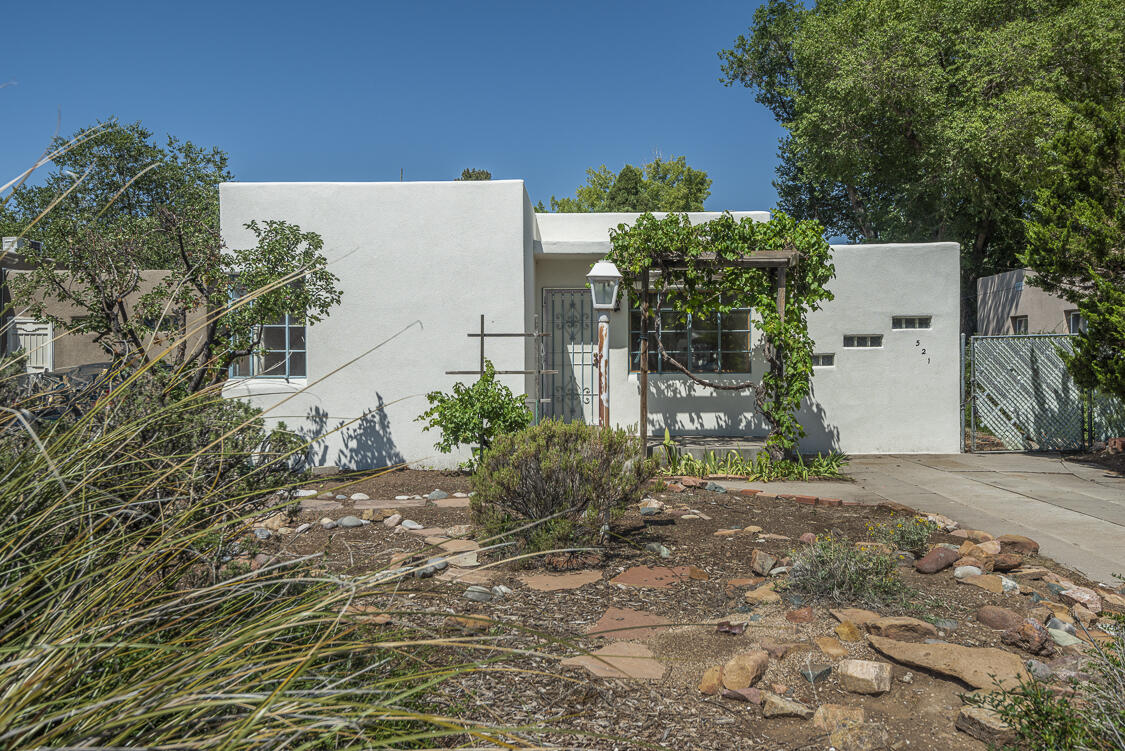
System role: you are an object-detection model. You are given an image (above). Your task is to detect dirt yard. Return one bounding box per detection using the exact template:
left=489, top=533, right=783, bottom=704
left=244, top=469, right=1121, bottom=750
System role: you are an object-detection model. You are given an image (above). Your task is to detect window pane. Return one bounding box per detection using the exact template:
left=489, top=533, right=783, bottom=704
left=721, top=330, right=750, bottom=351
left=288, top=351, right=307, bottom=377
left=288, top=326, right=306, bottom=349
left=724, top=310, right=750, bottom=331
left=661, top=330, right=690, bottom=352
left=660, top=310, right=689, bottom=331
left=230, top=355, right=252, bottom=377
left=692, top=349, right=720, bottom=372
left=262, top=351, right=287, bottom=375
left=720, top=352, right=751, bottom=372
left=263, top=326, right=286, bottom=350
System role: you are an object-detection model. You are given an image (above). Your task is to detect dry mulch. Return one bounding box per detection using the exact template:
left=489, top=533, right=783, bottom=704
left=253, top=468, right=1113, bottom=750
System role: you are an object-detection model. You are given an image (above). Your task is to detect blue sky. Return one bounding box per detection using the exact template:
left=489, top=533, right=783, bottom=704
left=1, top=1, right=781, bottom=211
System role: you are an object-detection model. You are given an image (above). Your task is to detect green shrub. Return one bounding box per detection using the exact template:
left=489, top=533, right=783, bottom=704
left=782, top=535, right=913, bottom=608
left=867, top=514, right=940, bottom=556
left=471, top=419, right=656, bottom=555
left=416, top=360, right=532, bottom=468
left=968, top=614, right=1125, bottom=750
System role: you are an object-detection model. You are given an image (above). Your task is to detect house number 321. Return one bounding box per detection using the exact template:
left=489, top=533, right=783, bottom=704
left=916, top=340, right=930, bottom=364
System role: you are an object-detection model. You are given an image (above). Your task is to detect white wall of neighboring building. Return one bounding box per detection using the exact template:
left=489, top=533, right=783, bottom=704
left=220, top=180, right=962, bottom=469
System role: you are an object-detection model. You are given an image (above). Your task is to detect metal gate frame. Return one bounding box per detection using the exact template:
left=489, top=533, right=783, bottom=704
left=968, top=333, right=1125, bottom=452
left=541, top=288, right=597, bottom=423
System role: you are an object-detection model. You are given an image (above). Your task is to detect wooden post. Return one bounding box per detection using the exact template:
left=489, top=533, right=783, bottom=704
left=639, top=270, right=649, bottom=454
left=776, top=265, right=787, bottom=322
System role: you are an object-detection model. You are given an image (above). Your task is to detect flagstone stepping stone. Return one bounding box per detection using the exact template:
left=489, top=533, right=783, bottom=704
left=436, top=566, right=494, bottom=585
left=814, top=636, right=848, bottom=659
left=438, top=539, right=480, bottom=567
left=813, top=704, right=865, bottom=733
left=610, top=565, right=696, bottom=589
left=744, top=583, right=781, bottom=604
left=867, top=635, right=1030, bottom=689
left=865, top=616, right=938, bottom=641
left=762, top=693, right=814, bottom=719
left=433, top=496, right=471, bottom=508
left=518, top=569, right=603, bottom=592
left=958, top=574, right=1005, bottom=593
left=355, top=499, right=423, bottom=509
left=423, top=536, right=450, bottom=546
left=300, top=499, right=343, bottom=511
left=561, top=641, right=666, bottom=680
left=722, top=650, right=770, bottom=689
left=587, top=607, right=673, bottom=640
left=830, top=608, right=881, bottom=625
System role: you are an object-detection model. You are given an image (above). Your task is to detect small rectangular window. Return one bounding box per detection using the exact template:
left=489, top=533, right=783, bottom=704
left=1011, top=315, right=1028, bottom=335
left=812, top=353, right=835, bottom=367
left=843, top=335, right=883, bottom=348
left=892, top=316, right=932, bottom=330
left=1066, top=310, right=1085, bottom=334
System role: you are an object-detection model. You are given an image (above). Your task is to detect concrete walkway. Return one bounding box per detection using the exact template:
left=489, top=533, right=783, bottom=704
left=723, top=454, right=1125, bottom=585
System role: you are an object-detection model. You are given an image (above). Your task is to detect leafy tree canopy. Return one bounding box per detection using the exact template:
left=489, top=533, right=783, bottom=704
left=1, top=120, right=341, bottom=392
left=456, top=168, right=492, bottom=181
left=542, top=155, right=711, bottom=213
left=719, top=0, right=1125, bottom=329
left=1022, top=104, right=1125, bottom=399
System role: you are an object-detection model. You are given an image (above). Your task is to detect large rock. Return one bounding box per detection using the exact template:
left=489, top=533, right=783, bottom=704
left=699, top=665, right=724, bottom=695
left=750, top=549, right=778, bottom=576
left=1001, top=619, right=1056, bottom=656
left=992, top=553, right=1024, bottom=572
left=744, top=583, right=781, bottom=605
left=1060, top=587, right=1102, bottom=614
left=996, top=534, right=1039, bottom=555
left=762, top=693, right=814, bottom=719
left=865, top=616, right=938, bottom=641
left=722, top=650, right=769, bottom=690
left=914, top=546, right=960, bottom=574
left=831, top=608, right=882, bottom=625
left=976, top=605, right=1024, bottom=631
left=838, top=659, right=892, bottom=694
left=867, top=635, right=1030, bottom=689
left=956, top=706, right=1016, bottom=745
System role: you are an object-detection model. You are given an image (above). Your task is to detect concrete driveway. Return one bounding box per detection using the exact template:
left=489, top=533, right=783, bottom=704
left=726, top=453, right=1125, bottom=585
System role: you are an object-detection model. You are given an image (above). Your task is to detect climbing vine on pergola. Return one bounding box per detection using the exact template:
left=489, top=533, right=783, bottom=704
left=606, top=212, right=835, bottom=460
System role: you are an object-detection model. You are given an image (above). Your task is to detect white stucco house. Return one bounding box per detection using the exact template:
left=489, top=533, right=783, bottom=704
left=220, top=180, right=961, bottom=469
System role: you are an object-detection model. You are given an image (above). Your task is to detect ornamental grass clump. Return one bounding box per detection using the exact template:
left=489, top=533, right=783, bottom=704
left=0, top=361, right=522, bottom=748
left=783, top=535, right=913, bottom=608
left=471, top=419, right=657, bottom=556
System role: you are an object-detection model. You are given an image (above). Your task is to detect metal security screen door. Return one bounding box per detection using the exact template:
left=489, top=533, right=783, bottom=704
left=8, top=319, right=53, bottom=373
left=969, top=334, right=1125, bottom=451
left=542, top=289, right=597, bottom=422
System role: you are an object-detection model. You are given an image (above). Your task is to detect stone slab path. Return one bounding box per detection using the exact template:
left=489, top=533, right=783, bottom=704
left=725, top=453, right=1125, bottom=585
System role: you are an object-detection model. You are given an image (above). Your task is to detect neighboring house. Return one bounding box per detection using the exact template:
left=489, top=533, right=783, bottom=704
left=976, top=268, right=1085, bottom=336
left=1, top=237, right=198, bottom=373
left=220, top=180, right=961, bottom=469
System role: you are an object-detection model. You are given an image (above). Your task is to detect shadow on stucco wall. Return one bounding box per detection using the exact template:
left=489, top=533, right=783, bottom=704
left=302, top=393, right=405, bottom=470
left=645, top=377, right=765, bottom=437
left=798, top=388, right=842, bottom=454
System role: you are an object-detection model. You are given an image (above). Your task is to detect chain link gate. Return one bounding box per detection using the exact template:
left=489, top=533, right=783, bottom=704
left=969, top=334, right=1125, bottom=451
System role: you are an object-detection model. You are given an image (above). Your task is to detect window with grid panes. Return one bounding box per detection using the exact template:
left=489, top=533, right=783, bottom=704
left=229, top=314, right=307, bottom=379
left=629, top=293, right=752, bottom=373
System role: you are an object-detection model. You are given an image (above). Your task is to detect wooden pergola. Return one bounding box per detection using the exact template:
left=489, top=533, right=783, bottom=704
left=635, top=249, right=800, bottom=451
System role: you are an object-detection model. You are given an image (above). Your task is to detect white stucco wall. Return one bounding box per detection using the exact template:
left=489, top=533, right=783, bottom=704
left=220, top=180, right=534, bottom=469
left=219, top=181, right=961, bottom=468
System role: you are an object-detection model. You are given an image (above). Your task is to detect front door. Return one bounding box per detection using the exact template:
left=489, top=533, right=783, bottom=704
left=542, top=288, right=596, bottom=422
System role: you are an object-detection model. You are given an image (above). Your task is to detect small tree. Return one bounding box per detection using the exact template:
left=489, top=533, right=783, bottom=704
left=607, top=211, right=834, bottom=460
left=416, top=360, right=532, bottom=468
left=1022, top=103, right=1125, bottom=400
left=544, top=155, right=711, bottom=213
left=456, top=168, right=492, bottom=181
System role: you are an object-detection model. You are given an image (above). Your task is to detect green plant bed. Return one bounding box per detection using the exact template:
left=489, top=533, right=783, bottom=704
left=658, top=431, right=848, bottom=480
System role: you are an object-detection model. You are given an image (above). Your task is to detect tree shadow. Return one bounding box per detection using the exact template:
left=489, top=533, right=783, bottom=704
left=302, top=392, right=405, bottom=470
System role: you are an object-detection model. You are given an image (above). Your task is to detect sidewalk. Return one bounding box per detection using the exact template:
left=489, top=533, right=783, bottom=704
left=721, top=453, right=1125, bottom=585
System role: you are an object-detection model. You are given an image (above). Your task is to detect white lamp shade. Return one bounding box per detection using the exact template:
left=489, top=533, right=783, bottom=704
left=586, top=260, right=623, bottom=310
